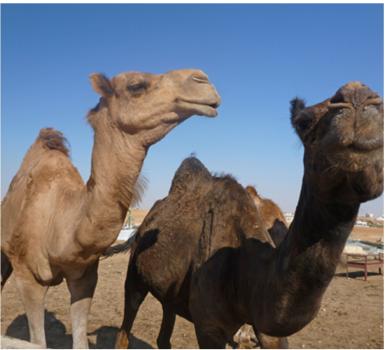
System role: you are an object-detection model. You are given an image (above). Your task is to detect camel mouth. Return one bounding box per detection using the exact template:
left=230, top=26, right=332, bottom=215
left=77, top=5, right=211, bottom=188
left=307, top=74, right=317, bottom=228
left=177, top=99, right=220, bottom=117
left=208, top=101, right=220, bottom=109
left=325, top=101, right=383, bottom=154
left=332, top=145, right=383, bottom=174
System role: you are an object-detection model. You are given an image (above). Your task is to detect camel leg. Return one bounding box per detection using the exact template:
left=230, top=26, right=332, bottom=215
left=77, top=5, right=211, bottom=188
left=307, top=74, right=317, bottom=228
left=115, top=264, right=148, bottom=349
left=14, top=269, right=48, bottom=347
left=254, top=330, right=288, bottom=349
left=194, top=324, right=227, bottom=349
left=1, top=252, right=13, bottom=290
left=66, top=261, right=99, bottom=349
left=157, top=304, right=176, bottom=348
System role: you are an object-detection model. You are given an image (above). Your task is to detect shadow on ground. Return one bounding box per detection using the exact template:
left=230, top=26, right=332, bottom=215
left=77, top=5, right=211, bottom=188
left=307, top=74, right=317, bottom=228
left=5, top=311, right=72, bottom=348
left=89, top=326, right=153, bottom=348
left=5, top=311, right=153, bottom=349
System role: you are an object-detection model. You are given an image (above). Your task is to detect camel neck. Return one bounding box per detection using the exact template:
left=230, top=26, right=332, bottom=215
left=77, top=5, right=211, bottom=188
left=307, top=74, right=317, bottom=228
left=75, top=112, right=146, bottom=253
left=283, top=178, right=359, bottom=278
left=252, top=177, right=359, bottom=336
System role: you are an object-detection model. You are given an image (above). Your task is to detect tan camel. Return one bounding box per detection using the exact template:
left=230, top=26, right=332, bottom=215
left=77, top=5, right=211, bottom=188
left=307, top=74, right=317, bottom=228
left=1, top=69, right=220, bottom=348
left=245, top=185, right=288, bottom=246
left=112, top=82, right=382, bottom=348
left=245, top=186, right=287, bottom=232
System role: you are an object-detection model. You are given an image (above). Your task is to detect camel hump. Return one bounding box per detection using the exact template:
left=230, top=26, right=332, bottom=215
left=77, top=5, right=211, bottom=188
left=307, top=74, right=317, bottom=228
left=36, top=128, right=69, bottom=157
left=169, top=156, right=212, bottom=194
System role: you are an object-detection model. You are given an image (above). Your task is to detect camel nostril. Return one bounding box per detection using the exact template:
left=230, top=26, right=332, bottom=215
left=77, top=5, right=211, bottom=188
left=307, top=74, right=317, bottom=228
left=330, top=90, right=345, bottom=104
left=330, top=82, right=379, bottom=108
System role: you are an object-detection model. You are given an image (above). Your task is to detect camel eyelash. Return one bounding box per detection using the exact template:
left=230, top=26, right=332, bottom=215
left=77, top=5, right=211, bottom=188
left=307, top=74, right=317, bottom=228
left=127, top=81, right=148, bottom=93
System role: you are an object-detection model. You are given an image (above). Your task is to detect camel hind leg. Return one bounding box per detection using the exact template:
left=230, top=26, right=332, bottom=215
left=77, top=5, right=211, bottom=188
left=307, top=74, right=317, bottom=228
left=115, top=263, right=148, bottom=349
left=157, top=304, right=176, bottom=348
left=1, top=252, right=13, bottom=290
left=194, top=324, right=227, bottom=349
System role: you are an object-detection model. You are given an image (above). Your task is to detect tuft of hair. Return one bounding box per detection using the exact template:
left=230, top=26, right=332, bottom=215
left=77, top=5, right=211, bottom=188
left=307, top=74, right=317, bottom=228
left=37, top=128, right=69, bottom=157
left=212, top=171, right=237, bottom=182
left=290, top=98, right=306, bottom=119
left=131, top=174, right=148, bottom=207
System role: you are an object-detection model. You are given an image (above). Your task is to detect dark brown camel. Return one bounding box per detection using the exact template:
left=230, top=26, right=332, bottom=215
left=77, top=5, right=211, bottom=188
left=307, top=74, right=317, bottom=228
left=113, top=82, right=383, bottom=348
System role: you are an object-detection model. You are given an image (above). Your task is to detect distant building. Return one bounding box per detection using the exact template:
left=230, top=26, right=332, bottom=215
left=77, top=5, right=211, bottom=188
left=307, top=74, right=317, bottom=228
left=365, top=213, right=375, bottom=218
left=355, top=220, right=369, bottom=227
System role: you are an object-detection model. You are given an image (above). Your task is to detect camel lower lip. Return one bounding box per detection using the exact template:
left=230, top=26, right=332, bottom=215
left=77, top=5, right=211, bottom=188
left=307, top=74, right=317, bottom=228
left=178, top=100, right=219, bottom=117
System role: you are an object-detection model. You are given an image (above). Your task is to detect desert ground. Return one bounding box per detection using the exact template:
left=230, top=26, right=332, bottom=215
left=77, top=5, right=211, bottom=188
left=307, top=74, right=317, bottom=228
left=1, top=226, right=383, bottom=349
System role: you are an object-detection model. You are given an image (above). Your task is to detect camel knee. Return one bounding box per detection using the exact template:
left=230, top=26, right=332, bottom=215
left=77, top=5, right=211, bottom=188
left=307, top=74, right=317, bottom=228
left=256, top=332, right=289, bottom=349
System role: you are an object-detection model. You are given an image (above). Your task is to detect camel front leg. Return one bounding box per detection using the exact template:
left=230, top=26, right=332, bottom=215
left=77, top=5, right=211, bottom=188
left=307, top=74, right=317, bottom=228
left=14, top=268, right=48, bottom=347
left=66, top=261, right=99, bottom=349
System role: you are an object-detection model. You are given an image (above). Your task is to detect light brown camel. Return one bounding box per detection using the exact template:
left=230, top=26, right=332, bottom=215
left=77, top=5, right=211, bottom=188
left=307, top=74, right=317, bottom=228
left=112, top=82, right=383, bottom=348
left=245, top=185, right=288, bottom=246
left=1, top=69, right=220, bottom=348
left=246, top=186, right=288, bottom=247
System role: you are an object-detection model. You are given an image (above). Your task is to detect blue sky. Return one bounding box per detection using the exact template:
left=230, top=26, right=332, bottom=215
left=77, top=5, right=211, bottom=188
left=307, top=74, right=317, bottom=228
left=2, top=4, right=383, bottom=215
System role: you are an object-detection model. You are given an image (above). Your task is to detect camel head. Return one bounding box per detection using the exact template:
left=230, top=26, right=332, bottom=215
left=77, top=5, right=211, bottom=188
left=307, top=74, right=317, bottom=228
left=89, top=69, right=221, bottom=147
left=291, top=82, right=383, bottom=204
left=245, top=185, right=263, bottom=206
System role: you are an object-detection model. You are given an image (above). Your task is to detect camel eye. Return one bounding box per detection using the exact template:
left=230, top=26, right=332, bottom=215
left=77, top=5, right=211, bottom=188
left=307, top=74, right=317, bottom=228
left=127, top=81, right=147, bottom=94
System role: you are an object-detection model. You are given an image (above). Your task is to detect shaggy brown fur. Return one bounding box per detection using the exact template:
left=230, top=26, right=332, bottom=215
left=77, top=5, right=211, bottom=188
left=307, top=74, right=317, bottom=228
left=1, top=69, right=220, bottom=348
left=114, top=82, right=383, bottom=349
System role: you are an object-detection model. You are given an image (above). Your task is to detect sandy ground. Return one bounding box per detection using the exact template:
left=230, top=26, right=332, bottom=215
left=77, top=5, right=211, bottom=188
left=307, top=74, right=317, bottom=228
left=1, top=228, right=383, bottom=349
left=350, top=226, right=384, bottom=243
left=128, top=209, right=149, bottom=227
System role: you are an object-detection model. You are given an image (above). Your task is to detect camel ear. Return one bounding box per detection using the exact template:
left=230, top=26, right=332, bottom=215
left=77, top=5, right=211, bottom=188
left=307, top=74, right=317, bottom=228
left=89, top=73, right=114, bottom=97
left=290, top=98, right=306, bottom=119
left=290, top=98, right=316, bottom=140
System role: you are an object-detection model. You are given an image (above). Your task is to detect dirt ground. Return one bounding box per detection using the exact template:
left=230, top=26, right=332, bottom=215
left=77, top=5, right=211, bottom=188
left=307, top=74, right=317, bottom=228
left=1, top=228, right=383, bottom=349
left=350, top=226, right=384, bottom=243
